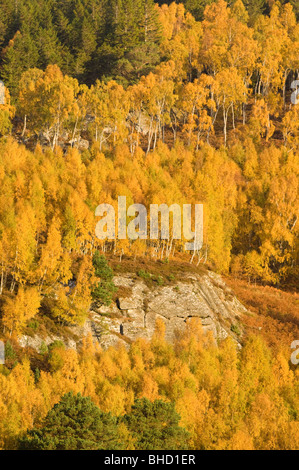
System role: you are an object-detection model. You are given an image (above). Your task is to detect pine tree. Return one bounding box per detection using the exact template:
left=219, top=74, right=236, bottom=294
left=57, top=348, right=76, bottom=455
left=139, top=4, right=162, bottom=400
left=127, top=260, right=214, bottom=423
left=91, top=251, right=117, bottom=306
left=18, top=392, right=125, bottom=450
left=1, top=30, right=39, bottom=97
left=243, top=0, right=268, bottom=24
left=183, top=0, right=214, bottom=21
left=124, top=398, right=190, bottom=450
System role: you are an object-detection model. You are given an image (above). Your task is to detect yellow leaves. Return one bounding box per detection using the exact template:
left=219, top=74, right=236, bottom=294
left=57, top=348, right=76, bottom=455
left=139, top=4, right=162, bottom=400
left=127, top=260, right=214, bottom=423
left=0, top=325, right=297, bottom=449
left=97, top=380, right=128, bottom=416
left=249, top=99, right=275, bottom=141
left=158, top=3, right=202, bottom=80
left=243, top=251, right=269, bottom=283
left=174, top=318, right=205, bottom=363
left=140, top=373, right=159, bottom=402
left=18, top=65, right=80, bottom=148
left=238, top=147, right=299, bottom=283
left=9, top=201, right=38, bottom=286
left=41, top=64, right=79, bottom=118
left=64, top=147, right=86, bottom=188
left=193, top=145, right=241, bottom=271
left=180, top=76, right=214, bottom=146
left=0, top=137, right=28, bottom=183
left=81, top=333, right=99, bottom=361
left=0, top=359, right=46, bottom=449
left=18, top=68, right=44, bottom=123
left=130, top=338, right=155, bottom=370
left=282, top=105, right=299, bottom=149
left=87, top=79, right=129, bottom=148
left=48, top=348, right=86, bottom=399
left=70, top=256, right=94, bottom=312
left=272, top=352, right=294, bottom=388
left=48, top=345, right=66, bottom=373
left=46, top=284, right=87, bottom=325
left=98, top=351, right=121, bottom=381
left=59, top=349, right=83, bottom=384
left=239, top=335, right=273, bottom=399
left=153, top=318, right=166, bottom=342
left=202, top=0, right=256, bottom=77
left=229, top=429, right=254, bottom=450
left=176, top=388, right=210, bottom=442
left=280, top=2, right=297, bottom=33
left=254, top=4, right=289, bottom=97
left=39, top=218, right=63, bottom=277
left=213, top=67, right=247, bottom=107
left=158, top=3, right=187, bottom=42
left=246, top=393, right=289, bottom=450
left=2, top=287, right=41, bottom=335
left=242, top=139, right=259, bottom=180
left=138, top=67, right=176, bottom=131
left=38, top=217, right=72, bottom=288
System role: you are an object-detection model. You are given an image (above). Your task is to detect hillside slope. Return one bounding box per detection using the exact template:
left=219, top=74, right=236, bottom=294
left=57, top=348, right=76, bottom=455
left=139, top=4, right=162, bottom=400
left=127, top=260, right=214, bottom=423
left=19, top=269, right=247, bottom=352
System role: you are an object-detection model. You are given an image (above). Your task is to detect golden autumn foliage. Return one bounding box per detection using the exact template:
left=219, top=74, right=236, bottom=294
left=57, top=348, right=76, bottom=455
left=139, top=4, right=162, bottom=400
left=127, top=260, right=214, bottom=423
left=0, top=0, right=298, bottom=452
left=0, top=126, right=297, bottom=333
left=1, top=5, right=297, bottom=294
left=0, top=321, right=298, bottom=450
left=2, top=287, right=41, bottom=335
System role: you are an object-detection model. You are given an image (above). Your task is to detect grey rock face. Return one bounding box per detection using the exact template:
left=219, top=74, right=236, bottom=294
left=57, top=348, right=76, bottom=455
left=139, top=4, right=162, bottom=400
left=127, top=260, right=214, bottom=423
left=91, top=271, right=247, bottom=349
left=19, top=271, right=247, bottom=352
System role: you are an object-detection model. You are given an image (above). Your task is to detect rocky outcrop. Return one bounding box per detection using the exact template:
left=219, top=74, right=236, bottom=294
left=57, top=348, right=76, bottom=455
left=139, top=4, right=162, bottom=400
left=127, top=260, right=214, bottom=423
left=19, top=271, right=248, bottom=352
left=89, top=271, right=247, bottom=349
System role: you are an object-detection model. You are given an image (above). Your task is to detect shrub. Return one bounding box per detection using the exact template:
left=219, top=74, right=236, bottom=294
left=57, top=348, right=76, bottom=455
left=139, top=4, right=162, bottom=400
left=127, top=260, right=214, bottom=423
left=92, top=252, right=117, bottom=306
left=231, top=324, right=241, bottom=336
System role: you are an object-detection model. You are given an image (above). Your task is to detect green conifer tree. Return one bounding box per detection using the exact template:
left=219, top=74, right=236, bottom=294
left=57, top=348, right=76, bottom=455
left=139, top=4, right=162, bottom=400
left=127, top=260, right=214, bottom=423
left=18, top=392, right=124, bottom=450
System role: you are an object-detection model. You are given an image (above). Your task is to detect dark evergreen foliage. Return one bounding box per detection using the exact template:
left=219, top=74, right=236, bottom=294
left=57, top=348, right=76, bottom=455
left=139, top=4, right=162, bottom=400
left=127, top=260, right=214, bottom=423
left=18, top=392, right=124, bottom=450
left=92, top=251, right=117, bottom=306
left=0, top=0, right=161, bottom=91
left=124, top=398, right=190, bottom=450
left=1, top=0, right=296, bottom=94
left=19, top=394, right=190, bottom=450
